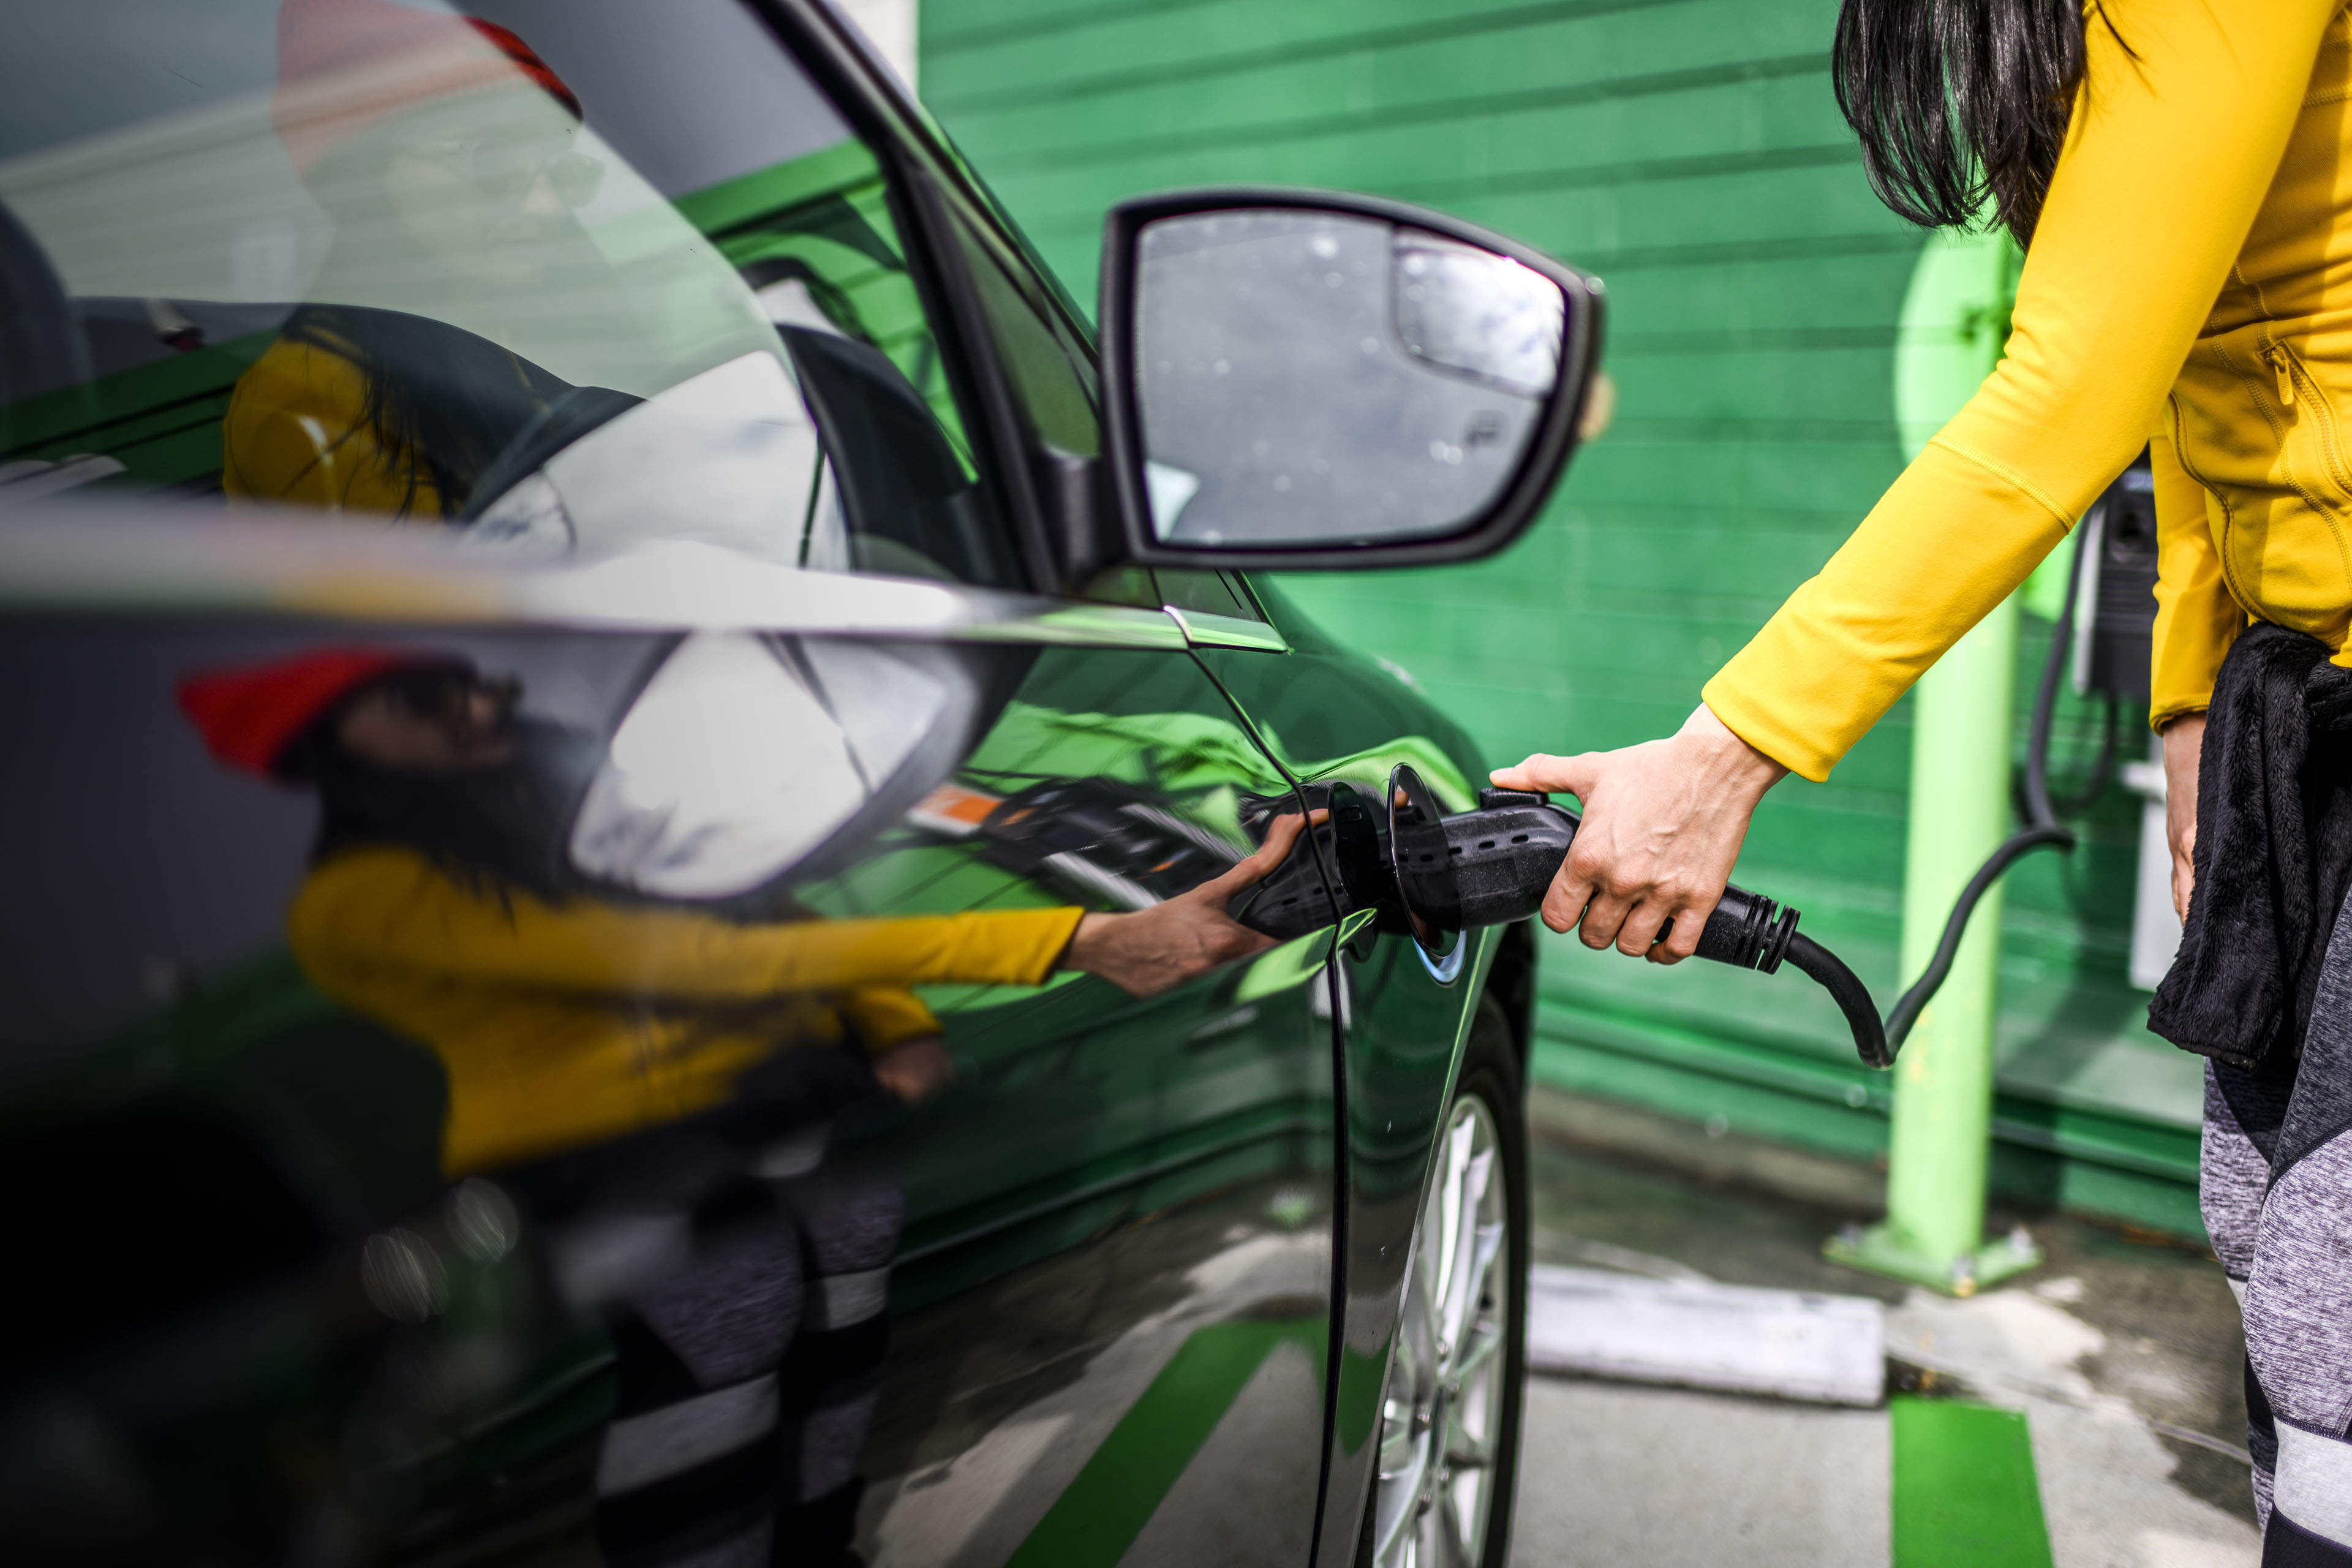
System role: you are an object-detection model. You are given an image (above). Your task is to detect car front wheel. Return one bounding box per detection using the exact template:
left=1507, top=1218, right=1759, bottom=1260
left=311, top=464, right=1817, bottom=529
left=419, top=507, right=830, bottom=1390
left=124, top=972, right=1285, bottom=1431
left=1364, top=997, right=1528, bottom=1568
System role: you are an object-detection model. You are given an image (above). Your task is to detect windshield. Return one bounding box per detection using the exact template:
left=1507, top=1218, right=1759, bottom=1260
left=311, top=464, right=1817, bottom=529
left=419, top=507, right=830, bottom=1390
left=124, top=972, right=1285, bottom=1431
left=0, top=0, right=1019, bottom=588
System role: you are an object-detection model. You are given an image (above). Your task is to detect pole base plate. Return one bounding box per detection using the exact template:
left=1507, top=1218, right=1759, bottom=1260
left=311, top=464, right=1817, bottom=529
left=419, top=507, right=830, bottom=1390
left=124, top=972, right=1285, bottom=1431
left=1824, top=1221, right=2041, bottom=1298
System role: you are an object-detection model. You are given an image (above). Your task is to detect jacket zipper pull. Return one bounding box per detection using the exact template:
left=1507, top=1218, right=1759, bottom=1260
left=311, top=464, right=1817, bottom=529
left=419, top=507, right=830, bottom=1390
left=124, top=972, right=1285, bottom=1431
left=2267, top=345, right=2298, bottom=407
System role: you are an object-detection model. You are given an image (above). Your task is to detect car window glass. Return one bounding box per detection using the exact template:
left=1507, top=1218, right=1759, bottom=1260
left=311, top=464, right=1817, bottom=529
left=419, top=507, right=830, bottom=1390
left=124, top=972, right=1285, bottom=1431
left=1155, top=568, right=1264, bottom=622
left=0, top=0, right=1019, bottom=588
left=944, top=205, right=1099, bottom=459
left=1077, top=565, right=1159, bottom=608
left=1077, top=565, right=1265, bottom=622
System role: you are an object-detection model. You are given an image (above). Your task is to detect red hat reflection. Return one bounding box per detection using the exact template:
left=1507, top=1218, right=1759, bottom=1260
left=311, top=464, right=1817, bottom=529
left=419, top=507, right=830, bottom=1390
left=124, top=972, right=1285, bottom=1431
left=176, top=647, right=467, bottom=778
left=273, top=0, right=581, bottom=180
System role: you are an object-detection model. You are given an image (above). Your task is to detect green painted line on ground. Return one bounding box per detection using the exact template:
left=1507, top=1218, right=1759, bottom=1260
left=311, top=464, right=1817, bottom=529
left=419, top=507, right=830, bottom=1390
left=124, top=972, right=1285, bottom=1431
left=1004, top=1317, right=1323, bottom=1568
left=1891, top=1398, right=2054, bottom=1568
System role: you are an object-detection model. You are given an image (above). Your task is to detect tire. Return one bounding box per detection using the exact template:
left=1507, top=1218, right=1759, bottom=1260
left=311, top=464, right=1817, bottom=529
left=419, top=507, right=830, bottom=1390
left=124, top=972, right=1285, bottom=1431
left=1359, top=995, right=1529, bottom=1568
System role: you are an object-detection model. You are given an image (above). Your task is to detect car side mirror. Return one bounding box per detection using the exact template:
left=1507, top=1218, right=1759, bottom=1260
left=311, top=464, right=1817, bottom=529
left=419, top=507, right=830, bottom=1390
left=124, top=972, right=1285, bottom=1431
left=1096, top=189, right=1603, bottom=570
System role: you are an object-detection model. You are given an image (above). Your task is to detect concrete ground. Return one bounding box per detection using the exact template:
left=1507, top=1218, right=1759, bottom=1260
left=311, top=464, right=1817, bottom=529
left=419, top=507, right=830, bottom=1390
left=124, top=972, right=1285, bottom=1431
left=1509, top=1088, right=2260, bottom=1568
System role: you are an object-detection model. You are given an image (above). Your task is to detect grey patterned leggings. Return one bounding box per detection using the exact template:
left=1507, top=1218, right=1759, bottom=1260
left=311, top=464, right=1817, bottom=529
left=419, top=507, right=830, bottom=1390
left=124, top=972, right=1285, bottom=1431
left=2203, top=894, right=2352, bottom=1564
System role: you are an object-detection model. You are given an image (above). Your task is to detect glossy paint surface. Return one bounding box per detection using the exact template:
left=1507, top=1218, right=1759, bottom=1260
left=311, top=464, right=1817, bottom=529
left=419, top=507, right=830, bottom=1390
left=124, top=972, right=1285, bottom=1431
left=1193, top=624, right=1517, bottom=1568
left=1, top=617, right=1342, bottom=1564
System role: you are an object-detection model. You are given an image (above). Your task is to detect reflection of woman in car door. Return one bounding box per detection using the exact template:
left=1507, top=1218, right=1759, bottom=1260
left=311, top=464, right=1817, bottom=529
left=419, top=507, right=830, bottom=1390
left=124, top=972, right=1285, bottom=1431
left=224, top=0, right=644, bottom=518
left=175, top=647, right=1307, bottom=1567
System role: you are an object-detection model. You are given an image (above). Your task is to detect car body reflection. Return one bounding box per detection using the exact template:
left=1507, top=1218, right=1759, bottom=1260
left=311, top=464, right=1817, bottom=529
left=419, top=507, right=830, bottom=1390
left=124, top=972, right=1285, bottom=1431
left=0, top=619, right=1338, bottom=1566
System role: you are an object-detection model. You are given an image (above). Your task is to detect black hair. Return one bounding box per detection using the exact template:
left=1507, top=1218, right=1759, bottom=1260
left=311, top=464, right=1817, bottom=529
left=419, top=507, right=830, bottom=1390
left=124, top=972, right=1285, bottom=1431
left=279, top=304, right=570, bottom=521
left=307, top=715, right=601, bottom=906
left=1831, top=0, right=2118, bottom=246
left=284, top=663, right=592, bottom=903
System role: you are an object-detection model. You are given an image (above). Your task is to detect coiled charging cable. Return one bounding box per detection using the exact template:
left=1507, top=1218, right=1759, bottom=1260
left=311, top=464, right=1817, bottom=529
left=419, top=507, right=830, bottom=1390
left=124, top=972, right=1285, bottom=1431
left=1874, top=502, right=2107, bottom=1055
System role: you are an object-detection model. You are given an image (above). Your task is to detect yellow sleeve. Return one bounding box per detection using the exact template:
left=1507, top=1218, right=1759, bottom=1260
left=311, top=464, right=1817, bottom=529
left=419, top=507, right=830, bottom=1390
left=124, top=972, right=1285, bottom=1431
left=1703, top=0, right=2336, bottom=781
left=2147, top=413, right=2244, bottom=728
left=837, top=986, right=944, bottom=1052
left=290, top=846, right=1084, bottom=1000
left=222, top=339, right=443, bottom=518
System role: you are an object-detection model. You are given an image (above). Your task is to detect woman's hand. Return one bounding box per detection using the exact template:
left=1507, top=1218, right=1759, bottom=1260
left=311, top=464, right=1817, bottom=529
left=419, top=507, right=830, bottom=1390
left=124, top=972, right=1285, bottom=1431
left=1058, top=810, right=1322, bottom=998
left=872, top=1035, right=954, bottom=1104
left=1488, top=704, right=1787, bottom=963
left=2162, top=712, right=2204, bottom=921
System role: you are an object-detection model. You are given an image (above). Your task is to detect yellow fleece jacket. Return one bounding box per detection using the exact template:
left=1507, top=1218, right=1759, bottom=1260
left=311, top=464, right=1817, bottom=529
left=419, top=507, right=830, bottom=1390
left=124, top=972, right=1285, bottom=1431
left=288, top=846, right=1085, bottom=1174
left=1705, top=0, right=2352, bottom=780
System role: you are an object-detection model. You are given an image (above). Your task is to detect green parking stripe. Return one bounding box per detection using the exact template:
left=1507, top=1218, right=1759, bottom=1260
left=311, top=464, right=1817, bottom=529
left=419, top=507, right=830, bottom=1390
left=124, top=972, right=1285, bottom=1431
left=1891, top=1398, right=2054, bottom=1568
left=1005, top=1317, right=1324, bottom=1568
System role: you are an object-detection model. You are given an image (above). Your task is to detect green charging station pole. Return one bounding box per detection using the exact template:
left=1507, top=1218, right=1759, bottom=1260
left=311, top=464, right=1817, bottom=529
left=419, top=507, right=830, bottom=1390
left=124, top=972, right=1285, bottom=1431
left=1826, top=228, right=2043, bottom=1295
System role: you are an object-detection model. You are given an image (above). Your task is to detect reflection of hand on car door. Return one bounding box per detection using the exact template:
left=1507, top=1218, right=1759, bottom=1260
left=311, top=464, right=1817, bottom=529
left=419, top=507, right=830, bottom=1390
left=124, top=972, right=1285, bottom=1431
left=1057, top=810, right=1324, bottom=997
left=870, top=1035, right=954, bottom=1103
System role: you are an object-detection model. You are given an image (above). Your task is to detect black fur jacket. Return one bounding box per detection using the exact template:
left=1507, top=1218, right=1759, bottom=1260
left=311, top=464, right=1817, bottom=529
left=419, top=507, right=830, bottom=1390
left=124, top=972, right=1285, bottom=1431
left=2148, top=621, right=2352, bottom=1074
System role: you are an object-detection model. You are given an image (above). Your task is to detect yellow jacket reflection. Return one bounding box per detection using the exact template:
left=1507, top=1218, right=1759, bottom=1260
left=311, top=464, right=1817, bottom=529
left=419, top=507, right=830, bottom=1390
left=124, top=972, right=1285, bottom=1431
left=290, top=845, right=1083, bottom=1174
left=222, top=308, right=569, bottom=521
left=223, top=334, right=445, bottom=517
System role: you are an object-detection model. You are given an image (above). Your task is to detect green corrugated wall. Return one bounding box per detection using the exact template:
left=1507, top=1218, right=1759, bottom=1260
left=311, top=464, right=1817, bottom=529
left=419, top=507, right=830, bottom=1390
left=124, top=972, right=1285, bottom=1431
left=922, top=0, right=2204, bottom=1235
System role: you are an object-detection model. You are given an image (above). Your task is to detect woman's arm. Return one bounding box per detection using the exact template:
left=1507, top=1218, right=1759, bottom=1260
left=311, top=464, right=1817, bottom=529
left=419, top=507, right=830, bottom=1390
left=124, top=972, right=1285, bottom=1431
left=292, top=813, right=1318, bottom=1001
left=2146, top=418, right=2241, bottom=729
left=2163, top=712, right=2204, bottom=919
left=1513, top=0, right=2334, bottom=960
left=1054, top=809, right=1317, bottom=995
left=291, top=846, right=1087, bottom=998
left=2146, top=421, right=2235, bottom=921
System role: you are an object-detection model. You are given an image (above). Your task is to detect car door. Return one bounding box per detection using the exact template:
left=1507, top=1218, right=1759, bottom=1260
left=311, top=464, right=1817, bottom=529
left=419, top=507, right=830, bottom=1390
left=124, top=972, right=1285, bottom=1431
left=838, top=637, right=1338, bottom=1568
left=1182, top=585, right=1516, bottom=1566
left=840, top=169, right=1346, bottom=1568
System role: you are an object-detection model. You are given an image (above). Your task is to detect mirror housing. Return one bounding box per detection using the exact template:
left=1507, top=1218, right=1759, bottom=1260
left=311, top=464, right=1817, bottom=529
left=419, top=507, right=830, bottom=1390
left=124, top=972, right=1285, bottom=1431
left=1095, top=187, right=1604, bottom=571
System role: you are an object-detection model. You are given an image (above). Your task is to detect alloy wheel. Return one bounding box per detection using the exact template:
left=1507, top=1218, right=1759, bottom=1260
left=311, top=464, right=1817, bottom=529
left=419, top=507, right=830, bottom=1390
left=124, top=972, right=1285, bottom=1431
left=1371, top=1091, right=1509, bottom=1568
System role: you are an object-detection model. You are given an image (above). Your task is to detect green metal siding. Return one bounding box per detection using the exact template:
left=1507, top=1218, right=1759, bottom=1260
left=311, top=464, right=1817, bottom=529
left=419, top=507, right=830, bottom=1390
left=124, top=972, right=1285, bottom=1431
left=923, top=0, right=2200, bottom=1232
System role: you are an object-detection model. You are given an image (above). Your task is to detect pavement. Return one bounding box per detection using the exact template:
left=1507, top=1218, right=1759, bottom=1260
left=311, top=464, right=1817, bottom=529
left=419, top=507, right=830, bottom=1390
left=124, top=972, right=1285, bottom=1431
left=1509, top=1088, right=2261, bottom=1568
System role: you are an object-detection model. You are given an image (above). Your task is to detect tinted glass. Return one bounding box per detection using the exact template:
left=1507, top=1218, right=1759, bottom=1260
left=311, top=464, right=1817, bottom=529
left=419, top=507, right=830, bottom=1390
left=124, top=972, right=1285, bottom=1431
left=946, top=204, right=1098, bottom=458
left=1157, top=567, right=1265, bottom=621
left=0, top=0, right=1018, bottom=587
left=1075, top=565, right=1266, bottom=620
